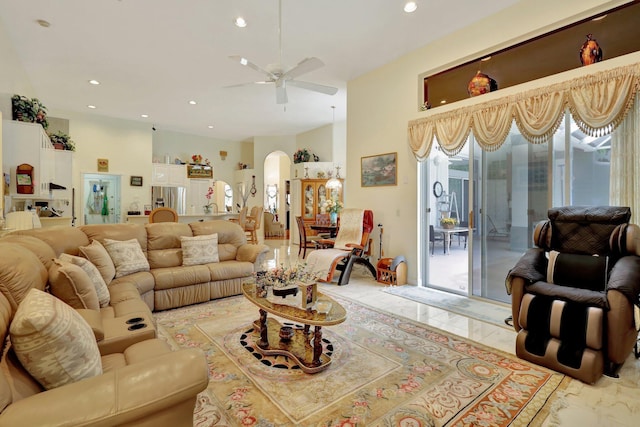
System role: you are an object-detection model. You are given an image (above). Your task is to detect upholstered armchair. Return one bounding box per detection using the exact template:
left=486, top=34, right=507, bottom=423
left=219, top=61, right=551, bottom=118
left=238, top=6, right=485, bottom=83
left=264, top=211, right=284, bottom=237
left=506, top=206, right=640, bottom=384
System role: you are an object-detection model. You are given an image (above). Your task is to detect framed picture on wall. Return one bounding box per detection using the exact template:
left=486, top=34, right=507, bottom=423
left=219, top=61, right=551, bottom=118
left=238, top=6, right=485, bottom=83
left=361, top=152, right=397, bottom=187
left=130, top=176, right=143, bottom=187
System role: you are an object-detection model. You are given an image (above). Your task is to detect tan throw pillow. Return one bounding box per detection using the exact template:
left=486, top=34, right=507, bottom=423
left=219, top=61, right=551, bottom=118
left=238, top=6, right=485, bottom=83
left=59, top=253, right=110, bottom=307
left=103, top=238, right=150, bottom=278
left=10, top=288, right=102, bottom=390
left=79, top=240, right=116, bottom=285
left=49, top=259, right=100, bottom=310
left=181, top=234, right=220, bottom=266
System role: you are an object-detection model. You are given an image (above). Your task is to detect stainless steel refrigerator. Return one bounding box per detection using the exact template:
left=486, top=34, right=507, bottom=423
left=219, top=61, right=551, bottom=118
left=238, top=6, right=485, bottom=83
left=151, top=186, right=187, bottom=215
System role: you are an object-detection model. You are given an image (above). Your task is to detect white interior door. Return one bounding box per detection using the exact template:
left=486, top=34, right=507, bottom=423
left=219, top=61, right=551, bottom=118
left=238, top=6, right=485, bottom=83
left=82, top=173, right=121, bottom=224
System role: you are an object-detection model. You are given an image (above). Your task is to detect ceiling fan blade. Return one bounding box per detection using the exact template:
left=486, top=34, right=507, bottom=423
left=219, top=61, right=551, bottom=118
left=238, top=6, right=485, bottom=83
left=229, top=55, right=276, bottom=80
left=283, top=57, right=324, bottom=80
left=223, top=81, right=273, bottom=89
left=275, top=79, right=288, bottom=104
left=287, top=80, right=338, bottom=96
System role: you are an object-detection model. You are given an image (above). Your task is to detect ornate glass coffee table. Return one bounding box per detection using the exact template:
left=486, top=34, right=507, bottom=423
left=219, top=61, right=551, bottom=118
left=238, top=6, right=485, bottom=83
left=242, top=282, right=346, bottom=374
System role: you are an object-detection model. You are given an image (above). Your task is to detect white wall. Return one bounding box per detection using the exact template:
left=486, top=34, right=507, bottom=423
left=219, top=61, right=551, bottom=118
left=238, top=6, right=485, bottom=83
left=347, top=0, right=627, bottom=283
left=59, top=110, right=152, bottom=223
left=296, top=124, right=333, bottom=162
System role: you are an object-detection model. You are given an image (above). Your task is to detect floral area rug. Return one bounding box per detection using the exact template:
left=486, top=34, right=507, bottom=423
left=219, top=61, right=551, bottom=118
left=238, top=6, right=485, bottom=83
left=154, top=294, right=566, bottom=426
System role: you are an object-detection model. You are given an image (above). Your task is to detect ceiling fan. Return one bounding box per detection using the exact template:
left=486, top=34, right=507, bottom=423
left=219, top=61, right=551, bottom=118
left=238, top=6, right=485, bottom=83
left=228, top=0, right=338, bottom=105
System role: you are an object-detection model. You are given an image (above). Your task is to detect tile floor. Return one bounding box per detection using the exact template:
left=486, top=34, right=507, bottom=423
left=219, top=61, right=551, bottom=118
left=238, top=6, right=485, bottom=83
left=263, top=239, right=640, bottom=427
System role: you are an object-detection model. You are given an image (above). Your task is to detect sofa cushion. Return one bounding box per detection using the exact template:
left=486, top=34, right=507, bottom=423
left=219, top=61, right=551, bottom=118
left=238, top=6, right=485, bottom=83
left=547, top=250, right=609, bottom=291
left=188, top=220, right=243, bottom=261
left=79, top=239, right=116, bottom=285
left=60, top=253, right=110, bottom=307
left=0, top=235, right=57, bottom=270
left=0, top=243, right=48, bottom=312
left=103, top=238, right=150, bottom=278
left=10, top=288, right=102, bottom=390
left=49, top=259, right=100, bottom=310
left=180, top=234, right=220, bottom=266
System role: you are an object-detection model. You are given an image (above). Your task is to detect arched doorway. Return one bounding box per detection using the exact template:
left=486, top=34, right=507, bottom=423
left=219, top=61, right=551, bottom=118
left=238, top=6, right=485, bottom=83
left=264, top=151, right=291, bottom=237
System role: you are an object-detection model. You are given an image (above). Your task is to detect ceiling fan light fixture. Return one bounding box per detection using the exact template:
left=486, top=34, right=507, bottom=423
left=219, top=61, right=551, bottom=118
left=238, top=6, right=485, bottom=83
left=404, top=2, right=418, bottom=13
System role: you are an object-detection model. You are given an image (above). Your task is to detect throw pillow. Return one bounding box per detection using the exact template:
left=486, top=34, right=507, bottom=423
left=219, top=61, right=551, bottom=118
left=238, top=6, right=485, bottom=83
left=180, top=233, right=220, bottom=266
left=59, top=253, right=110, bottom=307
left=79, top=239, right=116, bottom=285
left=102, top=238, right=150, bottom=278
left=546, top=250, right=609, bottom=291
left=10, top=288, right=102, bottom=390
left=48, top=259, right=100, bottom=310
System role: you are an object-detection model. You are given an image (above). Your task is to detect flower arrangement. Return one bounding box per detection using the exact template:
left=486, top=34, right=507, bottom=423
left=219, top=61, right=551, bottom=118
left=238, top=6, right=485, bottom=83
left=322, top=198, right=343, bottom=214
left=255, top=263, right=321, bottom=288
left=440, top=217, right=457, bottom=226
left=203, top=186, right=214, bottom=212
left=191, top=154, right=203, bottom=164
left=293, top=148, right=311, bottom=164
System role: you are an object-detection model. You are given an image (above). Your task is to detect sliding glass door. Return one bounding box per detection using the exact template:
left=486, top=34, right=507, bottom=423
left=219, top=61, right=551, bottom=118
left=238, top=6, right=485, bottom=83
left=421, top=112, right=611, bottom=304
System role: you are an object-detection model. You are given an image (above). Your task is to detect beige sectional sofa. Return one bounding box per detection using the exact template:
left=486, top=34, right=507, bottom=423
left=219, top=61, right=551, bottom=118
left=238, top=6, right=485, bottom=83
left=0, top=219, right=270, bottom=426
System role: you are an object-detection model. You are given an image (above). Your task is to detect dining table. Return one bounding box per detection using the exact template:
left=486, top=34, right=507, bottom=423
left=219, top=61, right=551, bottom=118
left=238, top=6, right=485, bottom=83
left=433, top=226, right=469, bottom=254
left=309, top=223, right=339, bottom=238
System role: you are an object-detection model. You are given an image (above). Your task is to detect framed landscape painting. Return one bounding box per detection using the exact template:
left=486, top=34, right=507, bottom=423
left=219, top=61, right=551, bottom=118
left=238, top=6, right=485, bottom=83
left=361, top=152, right=397, bottom=187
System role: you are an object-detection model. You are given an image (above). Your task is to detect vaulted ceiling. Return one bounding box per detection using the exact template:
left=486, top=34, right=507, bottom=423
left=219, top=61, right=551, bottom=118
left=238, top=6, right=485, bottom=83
left=0, top=0, right=519, bottom=141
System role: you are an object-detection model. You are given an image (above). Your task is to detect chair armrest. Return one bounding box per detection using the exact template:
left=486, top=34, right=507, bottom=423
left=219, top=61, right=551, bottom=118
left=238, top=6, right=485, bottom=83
left=237, top=243, right=270, bottom=263
left=315, top=238, right=335, bottom=246
left=0, top=348, right=208, bottom=427
left=608, top=256, right=640, bottom=307
left=76, top=308, right=105, bottom=341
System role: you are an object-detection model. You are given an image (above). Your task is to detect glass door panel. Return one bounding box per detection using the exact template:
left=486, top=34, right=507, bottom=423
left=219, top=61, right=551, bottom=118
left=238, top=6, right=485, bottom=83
left=472, top=125, right=549, bottom=303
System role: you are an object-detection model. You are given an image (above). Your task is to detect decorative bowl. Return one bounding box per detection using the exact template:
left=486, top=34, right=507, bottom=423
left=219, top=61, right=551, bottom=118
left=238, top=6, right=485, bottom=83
left=279, top=326, right=294, bottom=340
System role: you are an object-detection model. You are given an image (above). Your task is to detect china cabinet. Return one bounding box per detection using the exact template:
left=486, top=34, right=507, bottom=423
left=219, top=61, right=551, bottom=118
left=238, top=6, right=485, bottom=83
left=299, top=178, right=343, bottom=233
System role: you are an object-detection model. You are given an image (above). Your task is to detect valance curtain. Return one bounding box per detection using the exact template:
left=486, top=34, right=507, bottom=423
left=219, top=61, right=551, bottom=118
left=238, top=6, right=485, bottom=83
left=408, top=62, right=640, bottom=159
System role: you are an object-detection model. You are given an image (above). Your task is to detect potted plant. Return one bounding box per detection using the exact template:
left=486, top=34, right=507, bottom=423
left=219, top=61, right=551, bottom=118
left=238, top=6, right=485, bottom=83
left=11, top=95, right=36, bottom=122
left=440, top=217, right=457, bottom=229
left=48, top=131, right=75, bottom=151
left=11, top=95, right=48, bottom=129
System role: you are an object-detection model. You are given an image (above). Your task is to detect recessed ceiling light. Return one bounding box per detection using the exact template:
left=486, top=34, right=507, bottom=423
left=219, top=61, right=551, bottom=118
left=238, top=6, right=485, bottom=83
left=404, top=2, right=417, bottom=13
left=593, top=14, right=607, bottom=21
left=88, top=79, right=100, bottom=85
left=36, top=19, right=50, bottom=28
left=189, top=100, right=197, bottom=105
left=234, top=17, right=247, bottom=28
left=481, top=56, right=492, bottom=62
left=208, top=125, right=214, bottom=129
left=87, top=105, right=96, bottom=109
left=440, top=99, right=447, bottom=104
left=141, top=114, right=149, bottom=118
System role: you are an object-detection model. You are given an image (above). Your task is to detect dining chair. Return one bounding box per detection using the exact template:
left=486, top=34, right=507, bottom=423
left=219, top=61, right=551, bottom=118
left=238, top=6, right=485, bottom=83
left=457, top=221, right=469, bottom=249
left=148, top=207, right=178, bottom=223
left=244, top=206, right=263, bottom=244
left=295, top=216, right=321, bottom=258
left=429, top=224, right=445, bottom=255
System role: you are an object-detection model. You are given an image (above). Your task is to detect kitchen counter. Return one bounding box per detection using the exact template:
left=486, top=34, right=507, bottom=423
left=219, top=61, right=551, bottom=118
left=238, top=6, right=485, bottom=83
left=126, top=212, right=238, bottom=224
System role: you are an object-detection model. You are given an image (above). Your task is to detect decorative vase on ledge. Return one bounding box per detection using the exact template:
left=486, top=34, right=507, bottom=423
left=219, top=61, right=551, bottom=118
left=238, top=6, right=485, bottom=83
left=330, top=212, right=338, bottom=226
left=203, top=205, right=212, bottom=214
